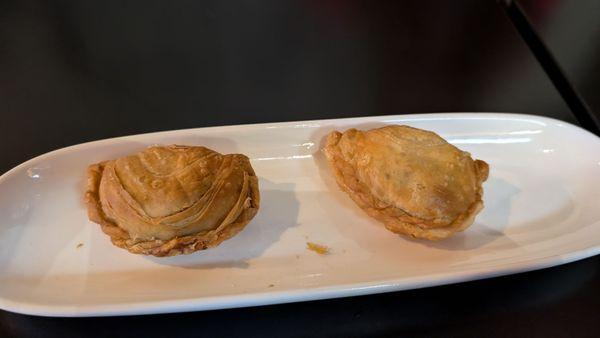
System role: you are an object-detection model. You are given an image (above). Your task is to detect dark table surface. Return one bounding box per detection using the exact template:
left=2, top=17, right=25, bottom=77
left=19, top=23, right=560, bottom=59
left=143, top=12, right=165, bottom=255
left=0, top=0, right=598, bottom=337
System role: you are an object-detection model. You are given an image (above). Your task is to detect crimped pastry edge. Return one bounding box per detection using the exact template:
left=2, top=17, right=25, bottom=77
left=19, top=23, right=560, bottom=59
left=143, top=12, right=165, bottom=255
left=85, top=154, right=260, bottom=257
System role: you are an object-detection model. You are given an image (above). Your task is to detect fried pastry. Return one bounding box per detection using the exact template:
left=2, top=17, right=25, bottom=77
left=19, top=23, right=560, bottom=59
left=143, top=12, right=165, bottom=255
left=323, top=125, right=488, bottom=240
left=85, top=145, right=260, bottom=256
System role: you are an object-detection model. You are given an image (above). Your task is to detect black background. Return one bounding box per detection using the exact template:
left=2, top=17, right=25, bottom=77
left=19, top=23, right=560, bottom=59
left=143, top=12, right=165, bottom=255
left=1, top=0, right=599, bottom=337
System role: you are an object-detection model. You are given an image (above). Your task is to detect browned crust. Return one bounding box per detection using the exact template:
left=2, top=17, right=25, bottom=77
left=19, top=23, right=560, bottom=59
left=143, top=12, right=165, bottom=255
left=85, top=156, right=260, bottom=257
left=323, top=131, right=488, bottom=240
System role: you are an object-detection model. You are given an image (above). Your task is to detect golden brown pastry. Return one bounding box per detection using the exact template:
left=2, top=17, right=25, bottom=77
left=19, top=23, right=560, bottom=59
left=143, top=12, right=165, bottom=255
left=323, top=125, right=488, bottom=240
left=85, top=145, right=260, bottom=256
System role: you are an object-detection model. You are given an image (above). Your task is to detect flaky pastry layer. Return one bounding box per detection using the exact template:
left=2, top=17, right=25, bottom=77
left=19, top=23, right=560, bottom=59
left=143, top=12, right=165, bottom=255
left=85, top=145, right=260, bottom=256
left=324, top=126, right=488, bottom=240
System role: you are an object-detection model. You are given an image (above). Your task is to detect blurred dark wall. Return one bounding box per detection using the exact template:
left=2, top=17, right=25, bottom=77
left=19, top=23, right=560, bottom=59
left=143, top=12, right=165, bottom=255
left=0, top=0, right=570, bottom=172
left=520, top=0, right=600, bottom=116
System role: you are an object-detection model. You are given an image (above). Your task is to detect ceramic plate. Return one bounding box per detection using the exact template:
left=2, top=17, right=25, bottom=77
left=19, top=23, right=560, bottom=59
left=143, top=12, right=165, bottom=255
left=1, top=113, right=599, bottom=317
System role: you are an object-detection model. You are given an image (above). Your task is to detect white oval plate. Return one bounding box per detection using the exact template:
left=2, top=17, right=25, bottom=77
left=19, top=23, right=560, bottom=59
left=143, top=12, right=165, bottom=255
left=1, top=113, right=599, bottom=317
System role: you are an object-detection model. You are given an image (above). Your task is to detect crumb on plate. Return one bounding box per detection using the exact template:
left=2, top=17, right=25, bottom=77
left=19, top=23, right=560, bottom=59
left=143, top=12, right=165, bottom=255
left=76, top=243, right=84, bottom=249
left=306, top=242, right=330, bottom=255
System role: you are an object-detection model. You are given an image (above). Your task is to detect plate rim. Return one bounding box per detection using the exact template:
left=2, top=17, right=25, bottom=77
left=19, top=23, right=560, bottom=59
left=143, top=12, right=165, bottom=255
left=1, top=112, right=597, bottom=183
left=2, top=245, right=598, bottom=317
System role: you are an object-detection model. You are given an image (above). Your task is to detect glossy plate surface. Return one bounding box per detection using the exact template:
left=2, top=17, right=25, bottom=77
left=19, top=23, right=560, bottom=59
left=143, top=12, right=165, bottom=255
left=1, top=113, right=599, bottom=316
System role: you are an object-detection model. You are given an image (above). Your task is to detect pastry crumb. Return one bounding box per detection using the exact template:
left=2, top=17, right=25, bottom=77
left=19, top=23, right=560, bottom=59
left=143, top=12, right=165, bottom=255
left=268, top=284, right=275, bottom=288
left=76, top=243, right=84, bottom=249
left=306, top=242, right=330, bottom=255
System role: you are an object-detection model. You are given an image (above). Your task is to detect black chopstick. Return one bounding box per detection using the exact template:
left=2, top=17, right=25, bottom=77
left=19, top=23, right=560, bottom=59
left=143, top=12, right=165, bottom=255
left=500, top=0, right=600, bottom=136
